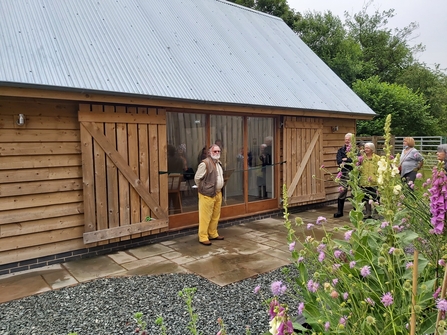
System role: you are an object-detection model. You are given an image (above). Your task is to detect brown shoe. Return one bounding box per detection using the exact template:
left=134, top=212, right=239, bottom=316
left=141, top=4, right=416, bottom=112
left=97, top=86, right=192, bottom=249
left=210, top=236, right=224, bottom=240
left=199, top=240, right=212, bottom=246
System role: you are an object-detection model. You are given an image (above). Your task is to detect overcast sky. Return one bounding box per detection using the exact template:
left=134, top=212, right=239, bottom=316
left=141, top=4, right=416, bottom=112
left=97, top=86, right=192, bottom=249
left=287, top=0, right=446, bottom=70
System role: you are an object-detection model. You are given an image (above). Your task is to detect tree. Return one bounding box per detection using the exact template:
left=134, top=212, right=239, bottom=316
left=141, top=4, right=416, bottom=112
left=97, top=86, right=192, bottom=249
left=396, top=63, right=447, bottom=134
left=353, top=76, right=437, bottom=136
left=344, top=4, right=420, bottom=83
left=294, top=10, right=363, bottom=86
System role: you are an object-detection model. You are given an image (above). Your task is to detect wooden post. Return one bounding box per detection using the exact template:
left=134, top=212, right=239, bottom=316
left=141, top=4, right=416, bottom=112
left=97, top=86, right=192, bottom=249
left=410, top=249, right=418, bottom=335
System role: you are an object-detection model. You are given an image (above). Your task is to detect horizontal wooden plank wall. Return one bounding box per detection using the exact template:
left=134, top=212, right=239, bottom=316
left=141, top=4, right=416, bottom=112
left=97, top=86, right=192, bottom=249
left=0, top=97, right=86, bottom=265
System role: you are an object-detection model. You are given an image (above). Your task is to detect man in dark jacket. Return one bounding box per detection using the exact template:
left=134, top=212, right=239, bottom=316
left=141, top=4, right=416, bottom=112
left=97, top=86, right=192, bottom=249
left=334, top=133, right=353, bottom=218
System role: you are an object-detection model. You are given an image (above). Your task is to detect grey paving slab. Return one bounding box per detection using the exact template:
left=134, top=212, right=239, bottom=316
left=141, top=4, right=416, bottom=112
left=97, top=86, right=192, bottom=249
left=127, top=243, right=175, bottom=259
left=63, top=256, right=126, bottom=282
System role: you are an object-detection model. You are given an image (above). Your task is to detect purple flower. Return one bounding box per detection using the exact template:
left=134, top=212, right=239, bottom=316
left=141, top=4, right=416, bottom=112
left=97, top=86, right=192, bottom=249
left=343, top=292, right=348, bottom=300
left=253, top=285, right=261, bottom=294
left=365, top=297, right=375, bottom=306
left=334, top=250, right=343, bottom=259
left=381, top=292, right=394, bottom=307
left=317, top=244, right=326, bottom=252
left=392, top=225, right=403, bottom=232
left=416, top=172, right=423, bottom=179
left=318, top=252, right=325, bottom=262
left=297, top=256, right=304, bottom=263
left=349, top=261, right=356, bottom=268
left=307, top=223, right=315, bottom=230
left=316, top=216, right=327, bottom=225
left=381, top=221, right=389, bottom=228
left=437, top=299, right=447, bottom=311
left=298, top=302, right=304, bottom=315
left=332, top=278, right=339, bottom=286
left=344, top=230, right=353, bottom=241
left=360, top=265, right=371, bottom=277
left=439, top=259, right=446, bottom=267
left=406, top=262, right=413, bottom=269
left=307, top=280, right=319, bottom=293
left=434, top=287, right=442, bottom=299
left=388, top=247, right=395, bottom=254
left=271, top=281, right=287, bottom=296
left=325, top=321, right=330, bottom=331
left=339, top=316, right=347, bottom=325
left=288, top=241, right=296, bottom=251
left=336, top=171, right=342, bottom=179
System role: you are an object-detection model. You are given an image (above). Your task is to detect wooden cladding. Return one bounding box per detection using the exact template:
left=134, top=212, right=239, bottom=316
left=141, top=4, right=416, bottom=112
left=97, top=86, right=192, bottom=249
left=283, top=117, right=326, bottom=205
left=78, top=104, right=168, bottom=244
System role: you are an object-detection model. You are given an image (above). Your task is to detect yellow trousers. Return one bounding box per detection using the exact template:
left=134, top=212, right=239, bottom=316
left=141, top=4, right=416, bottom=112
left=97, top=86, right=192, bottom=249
left=198, top=191, right=222, bottom=242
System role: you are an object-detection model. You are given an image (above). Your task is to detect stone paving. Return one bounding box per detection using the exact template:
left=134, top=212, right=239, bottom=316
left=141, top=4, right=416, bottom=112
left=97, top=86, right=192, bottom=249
left=0, top=203, right=352, bottom=304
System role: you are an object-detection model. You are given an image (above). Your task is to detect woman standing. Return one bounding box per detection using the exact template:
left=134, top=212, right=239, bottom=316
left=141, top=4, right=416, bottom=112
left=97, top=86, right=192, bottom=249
left=436, top=144, right=447, bottom=170
left=359, top=142, right=380, bottom=219
left=399, top=137, right=424, bottom=183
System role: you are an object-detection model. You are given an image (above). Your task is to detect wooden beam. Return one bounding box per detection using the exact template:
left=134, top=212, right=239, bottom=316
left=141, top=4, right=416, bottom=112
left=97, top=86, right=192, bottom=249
left=0, top=86, right=374, bottom=120
left=83, top=219, right=168, bottom=243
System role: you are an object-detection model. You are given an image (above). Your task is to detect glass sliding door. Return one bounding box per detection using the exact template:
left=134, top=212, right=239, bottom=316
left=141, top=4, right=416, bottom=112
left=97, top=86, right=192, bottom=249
left=166, top=112, right=206, bottom=214
left=248, top=117, right=274, bottom=202
left=210, top=115, right=244, bottom=206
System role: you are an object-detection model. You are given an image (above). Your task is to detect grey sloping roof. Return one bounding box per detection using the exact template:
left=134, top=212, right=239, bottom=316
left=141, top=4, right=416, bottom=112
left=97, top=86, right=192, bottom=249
left=0, top=0, right=374, bottom=115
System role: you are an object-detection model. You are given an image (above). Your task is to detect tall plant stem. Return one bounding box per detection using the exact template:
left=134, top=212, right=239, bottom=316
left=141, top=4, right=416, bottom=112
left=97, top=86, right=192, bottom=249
left=410, top=249, right=418, bottom=335
left=435, top=258, right=447, bottom=334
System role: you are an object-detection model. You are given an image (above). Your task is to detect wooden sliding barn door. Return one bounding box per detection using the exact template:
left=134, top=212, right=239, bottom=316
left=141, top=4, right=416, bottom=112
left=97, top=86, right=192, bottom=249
left=283, top=117, right=325, bottom=205
left=79, top=104, right=168, bottom=244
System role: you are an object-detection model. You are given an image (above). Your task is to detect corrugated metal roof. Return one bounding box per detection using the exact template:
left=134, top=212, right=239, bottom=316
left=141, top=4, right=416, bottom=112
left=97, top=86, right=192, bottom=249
left=0, top=0, right=374, bottom=115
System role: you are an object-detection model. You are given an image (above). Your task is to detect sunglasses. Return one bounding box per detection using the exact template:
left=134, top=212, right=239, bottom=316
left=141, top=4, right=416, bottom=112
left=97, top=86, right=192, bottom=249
left=212, top=150, right=221, bottom=153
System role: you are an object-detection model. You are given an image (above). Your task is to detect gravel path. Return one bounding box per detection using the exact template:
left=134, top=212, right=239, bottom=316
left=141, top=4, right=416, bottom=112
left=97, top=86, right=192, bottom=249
left=0, top=265, right=300, bottom=335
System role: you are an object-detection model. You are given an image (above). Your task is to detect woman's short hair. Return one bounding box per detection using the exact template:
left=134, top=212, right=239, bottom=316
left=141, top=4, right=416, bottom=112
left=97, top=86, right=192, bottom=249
left=404, top=137, right=415, bottom=147
left=437, top=144, right=447, bottom=154
left=364, top=142, right=375, bottom=152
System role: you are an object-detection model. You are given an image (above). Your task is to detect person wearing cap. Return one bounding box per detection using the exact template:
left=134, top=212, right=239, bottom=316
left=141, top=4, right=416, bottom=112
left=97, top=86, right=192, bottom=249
left=436, top=144, right=447, bottom=170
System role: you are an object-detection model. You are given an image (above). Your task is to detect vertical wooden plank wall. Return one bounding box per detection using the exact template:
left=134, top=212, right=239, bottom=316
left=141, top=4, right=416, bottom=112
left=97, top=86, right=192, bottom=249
left=0, top=97, right=85, bottom=265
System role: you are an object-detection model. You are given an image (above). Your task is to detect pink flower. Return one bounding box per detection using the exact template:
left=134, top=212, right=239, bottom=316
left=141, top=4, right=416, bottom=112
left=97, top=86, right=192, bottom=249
left=439, top=259, right=446, bottom=267
left=324, top=321, right=330, bottom=331
left=434, top=287, right=442, bottom=299
left=307, top=223, right=315, bottom=230
left=254, top=285, right=261, bottom=294
left=339, top=316, right=347, bottom=325
left=330, top=290, right=339, bottom=299
left=416, top=172, right=423, bottom=179
left=365, top=298, right=375, bottom=306
left=318, top=252, right=325, bottom=262
left=406, top=262, right=413, bottom=269
left=344, top=230, right=353, bottom=241
left=317, top=244, right=326, bottom=252
left=298, top=302, right=304, bottom=315
left=271, top=281, right=287, bottom=296
left=332, top=264, right=341, bottom=270
left=343, top=292, right=348, bottom=300
left=332, top=278, right=339, bottom=286
left=338, top=186, right=344, bottom=193
left=334, top=250, right=342, bottom=259
left=288, top=241, right=296, bottom=251
left=320, top=165, right=325, bottom=169
left=349, top=261, right=356, bottom=268
left=388, top=247, right=395, bottom=254
left=307, top=280, right=319, bottom=293
left=316, top=216, right=327, bottom=225
left=360, top=265, right=371, bottom=277
left=381, top=221, right=389, bottom=228
left=437, top=299, right=447, bottom=311
left=381, top=292, right=394, bottom=307
left=297, top=256, right=304, bottom=263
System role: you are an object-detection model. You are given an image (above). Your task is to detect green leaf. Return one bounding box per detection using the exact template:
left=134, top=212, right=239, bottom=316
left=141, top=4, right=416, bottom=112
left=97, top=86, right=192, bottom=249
left=396, top=230, right=419, bottom=245
left=292, top=322, right=310, bottom=332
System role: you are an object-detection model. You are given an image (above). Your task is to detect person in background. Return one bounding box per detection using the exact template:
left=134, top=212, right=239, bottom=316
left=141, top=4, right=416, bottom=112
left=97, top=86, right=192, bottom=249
left=177, top=144, right=188, bottom=172
left=334, top=133, right=353, bottom=218
left=167, top=144, right=184, bottom=173
left=436, top=144, right=447, bottom=170
left=197, top=145, right=208, bottom=165
left=399, top=137, right=424, bottom=184
left=194, top=144, right=225, bottom=246
left=257, top=143, right=269, bottom=198
left=359, top=142, right=380, bottom=219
